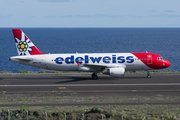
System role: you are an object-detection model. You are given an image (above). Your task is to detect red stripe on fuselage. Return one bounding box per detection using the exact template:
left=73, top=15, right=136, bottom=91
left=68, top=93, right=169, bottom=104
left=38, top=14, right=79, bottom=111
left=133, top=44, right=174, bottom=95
left=132, top=53, right=163, bottom=69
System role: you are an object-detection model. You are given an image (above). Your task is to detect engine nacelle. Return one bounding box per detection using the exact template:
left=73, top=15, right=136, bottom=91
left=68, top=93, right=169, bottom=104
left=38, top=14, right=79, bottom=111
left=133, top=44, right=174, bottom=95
left=102, top=67, right=125, bottom=77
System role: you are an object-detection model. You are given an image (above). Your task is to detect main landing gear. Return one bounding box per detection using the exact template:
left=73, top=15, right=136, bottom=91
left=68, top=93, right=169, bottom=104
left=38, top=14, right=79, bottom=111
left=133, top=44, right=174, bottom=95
left=92, top=72, right=98, bottom=80
left=147, top=70, right=151, bottom=78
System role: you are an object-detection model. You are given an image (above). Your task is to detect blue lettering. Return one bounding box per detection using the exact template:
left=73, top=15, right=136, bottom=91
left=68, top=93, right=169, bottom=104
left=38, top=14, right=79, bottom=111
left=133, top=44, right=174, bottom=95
left=112, top=55, right=116, bottom=63
left=90, top=57, right=102, bottom=63
left=85, top=55, right=89, bottom=64
left=103, top=56, right=111, bottom=63
left=65, top=56, right=74, bottom=64
left=76, top=57, right=84, bottom=64
left=117, top=56, right=125, bottom=63
left=55, top=57, right=64, bottom=64
left=55, top=55, right=134, bottom=65
left=126, top=56, right=134, bottom=63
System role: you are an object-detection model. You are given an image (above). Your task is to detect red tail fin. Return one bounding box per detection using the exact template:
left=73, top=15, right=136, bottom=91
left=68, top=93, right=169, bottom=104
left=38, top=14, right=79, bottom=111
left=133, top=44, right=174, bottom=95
left=12, top=29, right=45, bottom=56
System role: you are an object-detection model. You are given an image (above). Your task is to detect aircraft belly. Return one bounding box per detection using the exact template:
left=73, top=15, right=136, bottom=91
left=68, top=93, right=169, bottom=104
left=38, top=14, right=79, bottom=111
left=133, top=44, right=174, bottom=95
left=47, top=64, right=78, bottom=71
left=125, top=62, right=149, bottom=70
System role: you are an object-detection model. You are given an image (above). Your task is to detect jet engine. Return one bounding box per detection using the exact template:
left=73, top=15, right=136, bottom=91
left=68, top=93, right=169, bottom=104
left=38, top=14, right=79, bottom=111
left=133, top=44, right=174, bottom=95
left=102, top=67, right=125, bottom=77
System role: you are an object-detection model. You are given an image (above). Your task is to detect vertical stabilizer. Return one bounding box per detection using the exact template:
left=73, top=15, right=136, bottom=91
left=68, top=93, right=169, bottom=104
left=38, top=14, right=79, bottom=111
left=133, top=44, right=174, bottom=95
left=12, top=29, right=45, bottom=56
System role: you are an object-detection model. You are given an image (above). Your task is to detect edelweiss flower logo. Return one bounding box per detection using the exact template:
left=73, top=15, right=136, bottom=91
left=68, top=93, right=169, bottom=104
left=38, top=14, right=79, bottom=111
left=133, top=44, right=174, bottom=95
left=15, top=32, right=35, bottom=56
left=17, top=41, right=28, bottom=52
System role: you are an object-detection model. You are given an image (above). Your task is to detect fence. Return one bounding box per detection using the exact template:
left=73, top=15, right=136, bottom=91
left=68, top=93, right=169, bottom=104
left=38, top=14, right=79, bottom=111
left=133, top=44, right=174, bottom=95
left=4, top=109, right=169, bottom=120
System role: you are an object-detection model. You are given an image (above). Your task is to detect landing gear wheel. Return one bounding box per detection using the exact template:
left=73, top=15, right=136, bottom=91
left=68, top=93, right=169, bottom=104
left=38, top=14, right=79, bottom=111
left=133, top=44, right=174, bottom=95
left=147, top=70, right=151, bottom=78
left=147, top=75, right=151, bottom=78
left=92, top=73, right=98, bottom=80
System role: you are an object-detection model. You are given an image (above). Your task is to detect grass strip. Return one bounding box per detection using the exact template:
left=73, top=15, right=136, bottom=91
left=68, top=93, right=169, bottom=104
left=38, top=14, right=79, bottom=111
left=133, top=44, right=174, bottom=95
left=0, top=69, right=180, bottom=76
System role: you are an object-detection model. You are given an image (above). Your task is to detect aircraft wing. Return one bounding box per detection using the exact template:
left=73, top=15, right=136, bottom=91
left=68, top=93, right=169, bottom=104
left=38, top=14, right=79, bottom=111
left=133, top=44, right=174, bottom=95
left=83, top=63, right=126, bottom=71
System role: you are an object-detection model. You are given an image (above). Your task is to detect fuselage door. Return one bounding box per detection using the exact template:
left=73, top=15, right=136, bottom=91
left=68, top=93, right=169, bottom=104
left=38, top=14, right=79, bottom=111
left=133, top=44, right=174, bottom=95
left=147, top=55, right=152, bottom=64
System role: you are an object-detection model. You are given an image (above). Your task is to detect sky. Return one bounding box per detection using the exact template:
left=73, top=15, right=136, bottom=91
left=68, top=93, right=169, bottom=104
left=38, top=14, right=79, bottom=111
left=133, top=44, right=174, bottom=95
left=0, top=0, right=180, bottom=28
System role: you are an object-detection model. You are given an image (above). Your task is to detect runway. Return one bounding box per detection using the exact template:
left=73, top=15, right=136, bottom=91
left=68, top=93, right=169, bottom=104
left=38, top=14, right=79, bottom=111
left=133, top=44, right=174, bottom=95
left=0, top=74, right=180, bottom=96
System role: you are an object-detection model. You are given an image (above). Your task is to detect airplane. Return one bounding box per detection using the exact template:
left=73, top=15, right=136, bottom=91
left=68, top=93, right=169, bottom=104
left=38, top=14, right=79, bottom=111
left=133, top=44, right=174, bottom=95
left=9, top=29, right=171, bottom=80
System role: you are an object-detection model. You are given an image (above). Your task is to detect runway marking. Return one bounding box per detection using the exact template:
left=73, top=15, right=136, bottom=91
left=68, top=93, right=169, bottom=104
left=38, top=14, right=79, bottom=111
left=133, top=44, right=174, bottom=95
left=132, top=90, right=137, bottom=92
left=0, top=83, right=180, bottom=87
left=59, top=87, right=66, bottom=89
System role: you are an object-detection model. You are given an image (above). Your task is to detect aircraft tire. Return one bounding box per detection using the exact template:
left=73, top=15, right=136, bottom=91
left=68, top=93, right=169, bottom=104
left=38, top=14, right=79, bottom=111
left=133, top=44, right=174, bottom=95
left=147, top=75, right=151, bottom=78
left=92, top=73, right=98, bottom=80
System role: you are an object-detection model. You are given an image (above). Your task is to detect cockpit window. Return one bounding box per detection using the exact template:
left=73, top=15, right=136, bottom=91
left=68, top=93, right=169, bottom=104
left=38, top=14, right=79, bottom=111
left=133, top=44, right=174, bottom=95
left=157, top=57, right=163, bottom=60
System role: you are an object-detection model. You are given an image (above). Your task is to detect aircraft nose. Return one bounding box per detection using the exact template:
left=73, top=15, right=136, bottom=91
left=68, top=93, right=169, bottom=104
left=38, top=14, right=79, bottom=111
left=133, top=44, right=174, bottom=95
left=163, top=60, right=171, bottom=68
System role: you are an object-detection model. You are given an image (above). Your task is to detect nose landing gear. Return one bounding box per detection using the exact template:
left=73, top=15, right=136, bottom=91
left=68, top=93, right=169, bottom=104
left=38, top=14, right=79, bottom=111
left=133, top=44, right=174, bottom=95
left=147, top=70, right=151, bottom=78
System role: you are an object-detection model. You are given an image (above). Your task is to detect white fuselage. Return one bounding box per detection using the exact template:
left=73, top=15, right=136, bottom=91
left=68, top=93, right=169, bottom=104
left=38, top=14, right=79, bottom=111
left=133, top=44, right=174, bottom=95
left=10, top=53, right=150, bottom=72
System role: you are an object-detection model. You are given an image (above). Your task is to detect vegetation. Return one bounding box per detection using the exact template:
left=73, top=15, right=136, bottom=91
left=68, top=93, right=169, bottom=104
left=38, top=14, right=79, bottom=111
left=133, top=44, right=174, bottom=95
left=0, top=105, right=180, bottom=120
left=90, top=107, right=104, bottom=113
left=0, top=69, right=180, bottom=75
left=0, top=93, right=180, bottom=119
left=1, top=93, right=180, bottom=106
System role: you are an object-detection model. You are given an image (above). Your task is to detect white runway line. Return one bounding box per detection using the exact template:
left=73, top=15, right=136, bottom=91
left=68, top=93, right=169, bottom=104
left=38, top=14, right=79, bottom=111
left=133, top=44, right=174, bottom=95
left=0, top=83, right=180, bottom=87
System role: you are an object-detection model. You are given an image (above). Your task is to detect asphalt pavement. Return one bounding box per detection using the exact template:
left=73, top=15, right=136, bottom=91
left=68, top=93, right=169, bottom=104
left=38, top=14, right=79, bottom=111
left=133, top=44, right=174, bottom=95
left=0, top=74, right=180, bottom=96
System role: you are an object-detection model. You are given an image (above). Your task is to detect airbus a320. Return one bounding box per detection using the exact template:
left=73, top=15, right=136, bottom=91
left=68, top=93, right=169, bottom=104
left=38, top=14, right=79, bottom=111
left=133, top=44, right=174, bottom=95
left=9, top=29, right=171, bottom=80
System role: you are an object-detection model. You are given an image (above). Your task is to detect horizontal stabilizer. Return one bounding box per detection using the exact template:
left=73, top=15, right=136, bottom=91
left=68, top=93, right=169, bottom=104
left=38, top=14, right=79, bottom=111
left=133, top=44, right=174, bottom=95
left=9, top=57, right=32, bottom=62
